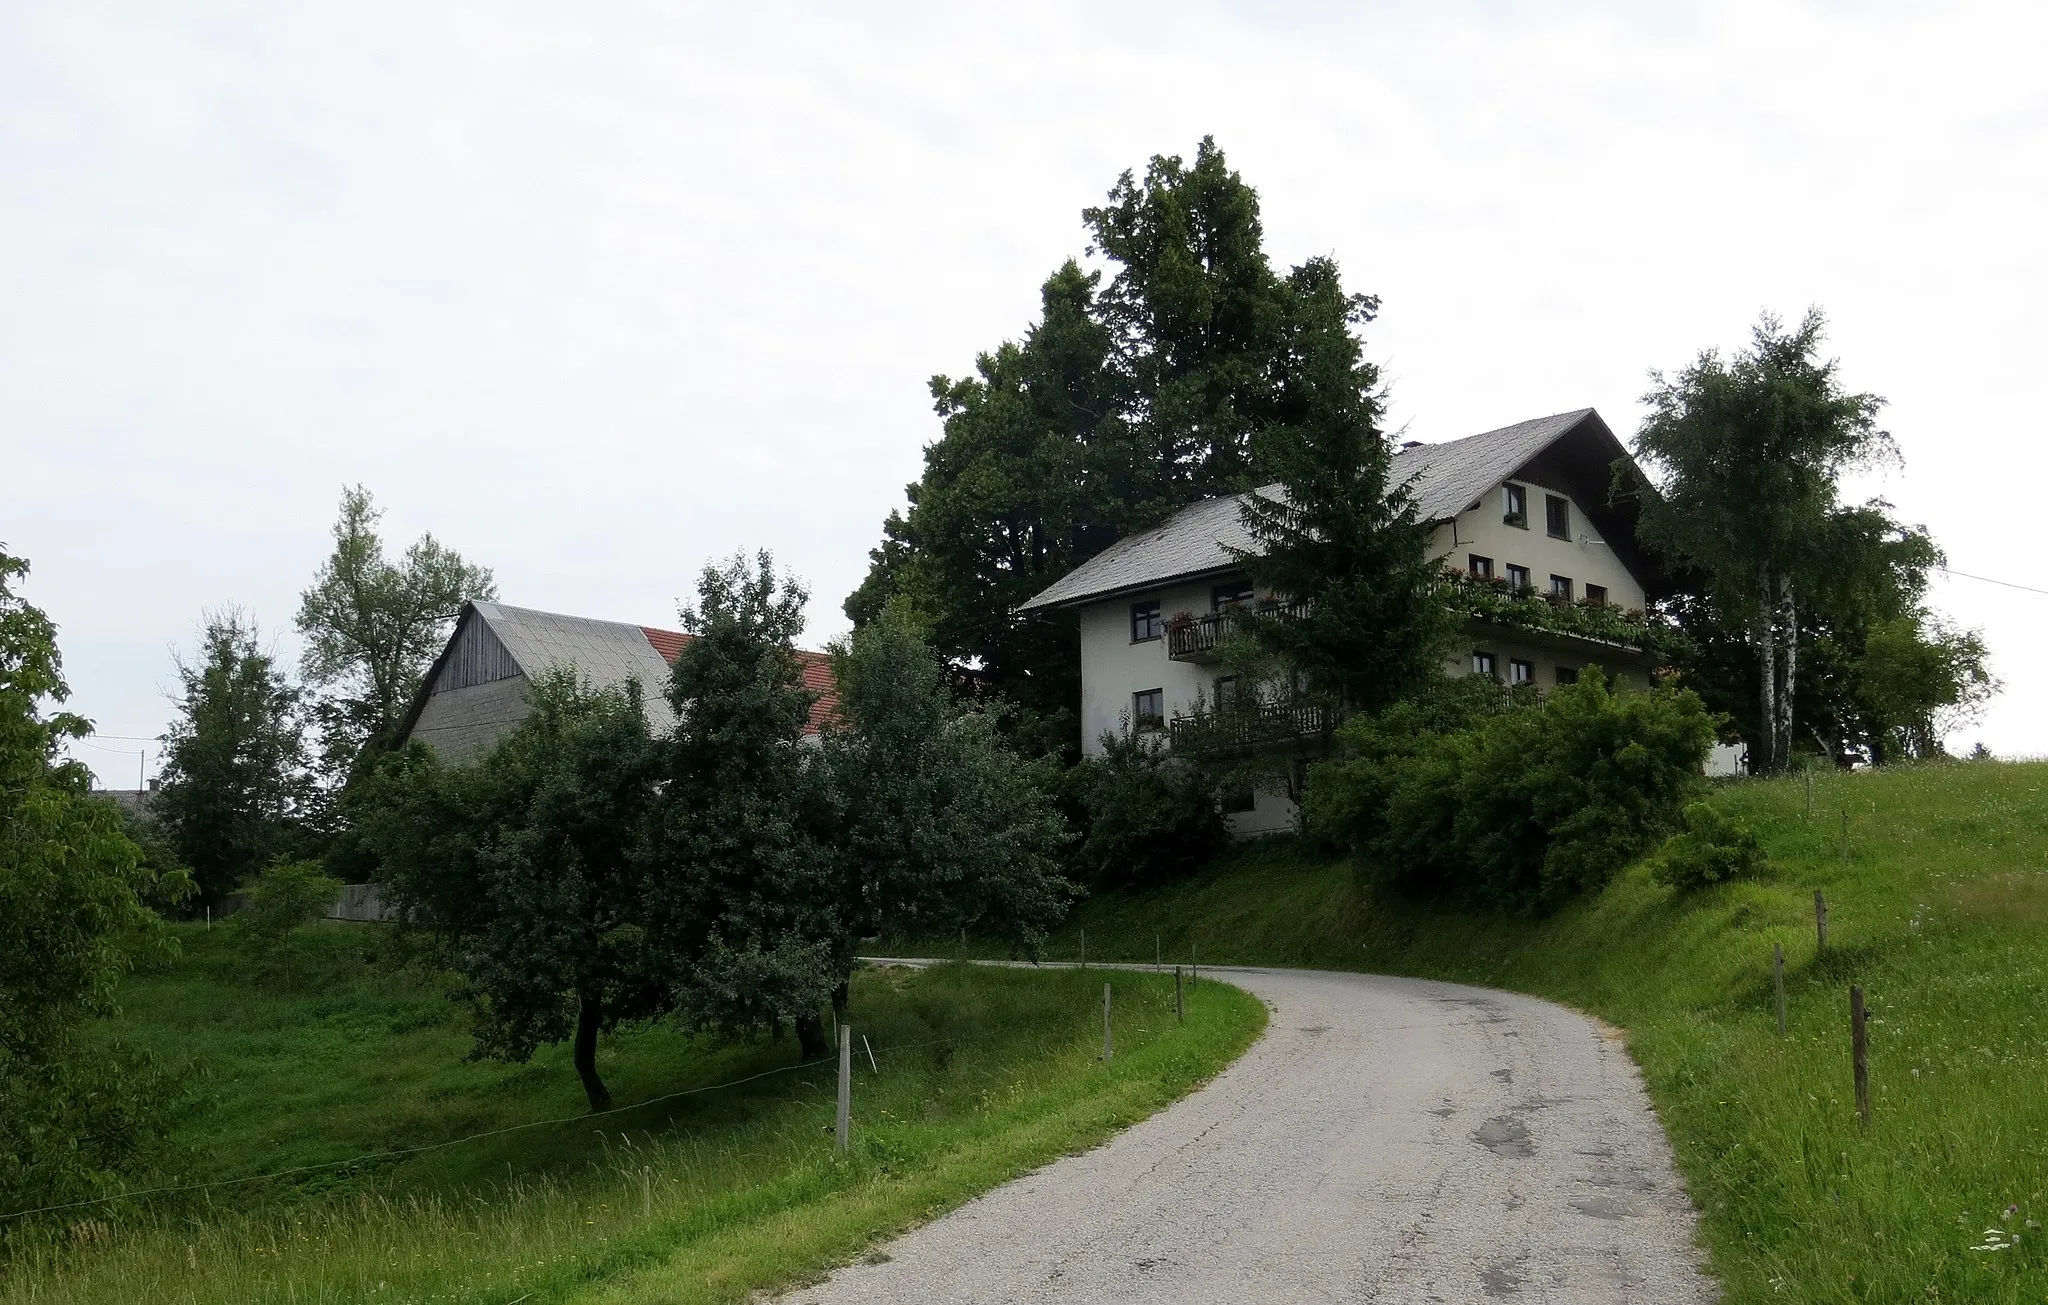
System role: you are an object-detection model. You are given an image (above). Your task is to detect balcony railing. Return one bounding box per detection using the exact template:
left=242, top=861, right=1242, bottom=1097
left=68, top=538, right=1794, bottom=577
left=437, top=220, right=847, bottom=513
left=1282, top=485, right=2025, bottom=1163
left=1167, top=699, right=1335, bottom=753
left=1165, top=599, right=1312, bottom=661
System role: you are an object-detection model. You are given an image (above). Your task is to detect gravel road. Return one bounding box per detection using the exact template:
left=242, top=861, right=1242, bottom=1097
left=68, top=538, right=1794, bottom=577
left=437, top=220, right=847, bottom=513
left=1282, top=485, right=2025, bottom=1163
left=785, top=964, right=1717, bottom=1304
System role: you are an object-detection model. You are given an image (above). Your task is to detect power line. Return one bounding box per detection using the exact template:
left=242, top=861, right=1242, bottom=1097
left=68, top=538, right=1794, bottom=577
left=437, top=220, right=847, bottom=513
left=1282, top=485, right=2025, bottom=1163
left=1937, top=567, right=2048, bottom=598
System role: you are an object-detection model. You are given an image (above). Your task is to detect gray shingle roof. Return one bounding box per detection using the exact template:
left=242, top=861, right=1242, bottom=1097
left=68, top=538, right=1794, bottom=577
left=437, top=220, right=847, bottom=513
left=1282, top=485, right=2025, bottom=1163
left=471, top=601, right=681, bottom=729
left=1016, top=409, right=1597, bottom=612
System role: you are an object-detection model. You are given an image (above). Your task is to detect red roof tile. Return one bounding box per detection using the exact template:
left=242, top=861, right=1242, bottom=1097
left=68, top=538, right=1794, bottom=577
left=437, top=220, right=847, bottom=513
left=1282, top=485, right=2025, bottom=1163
left=640, top=626, right=838, bottom=734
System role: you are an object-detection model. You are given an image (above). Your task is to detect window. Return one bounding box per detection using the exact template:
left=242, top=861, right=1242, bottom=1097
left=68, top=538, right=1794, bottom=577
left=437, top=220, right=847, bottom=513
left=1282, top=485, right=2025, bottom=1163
left=1222, top=789, right=1256, bottom=814
left=1130, top=600, right=1163, bottom=642
left=1506, top=564, right=1531, bottom=591
left=1586, top=584, right=1608, bottom=606
left=1545, top=494, right=1570, bottom=539
left=1509, top=658, right=1536, bottom=686
left=1133, top=688, right=1165, bottom=730
left=1216, top=675, right=1240, bottom=710
left=1468, top=554, right=1494, bottom=580
left=1212, top=581, right=1254, bottom=611
left=1502, top=483, right=1528, bottom=527
left=1549, top=575, right=1573, bottom=601
left=1472, top=651, right=1498, bottom=679
left=1555, top=666, right=1579, bottom=686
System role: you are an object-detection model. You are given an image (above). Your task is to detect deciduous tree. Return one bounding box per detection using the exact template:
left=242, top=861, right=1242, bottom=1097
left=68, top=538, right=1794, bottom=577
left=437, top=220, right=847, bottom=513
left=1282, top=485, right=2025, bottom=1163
left=153, top=610, right=317, bottom=904
left=295, top=486, right=496, bottom=782
left=362, top=669, right=664, bottom=1111
left=1, top=548, right=186, bottom=1213
left=1633, top=310, right=1893, bottom=774
left=652, top=553, right=838, bottom=1057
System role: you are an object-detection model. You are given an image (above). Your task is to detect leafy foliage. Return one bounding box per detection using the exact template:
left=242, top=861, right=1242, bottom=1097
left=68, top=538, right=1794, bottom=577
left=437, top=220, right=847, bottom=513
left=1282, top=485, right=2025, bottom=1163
left=818, top=604, right=1073, bottom=955
left=1439, top=570, right=1687, bottom=661
left=1632, top=310, right=1931, bottom=773
left=152, top=610, right=317, bottom=905
left=651, top=553, right=836, bottom=1051
left=1648, top=801, right=1767, bottom=891
left=848, top=138, right=1388, bottom=750
left=361, top=669, right=665, bottom=1111
left=1232, top=257, right=1449, bottom=715
left=0, top=549, right=185, bottom=1216
left=294, top=485, right=496, bottom=783
left=1311, top=674, right=1715, bottom=912
left=233, top=860, right=342, bottom=973
left=1067, top=727, right=1226, bottom=891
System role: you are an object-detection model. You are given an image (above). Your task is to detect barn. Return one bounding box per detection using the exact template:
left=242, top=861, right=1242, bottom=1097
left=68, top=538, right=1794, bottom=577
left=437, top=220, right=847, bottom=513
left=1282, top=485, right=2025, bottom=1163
left=393, top=601, right=837, bottom=762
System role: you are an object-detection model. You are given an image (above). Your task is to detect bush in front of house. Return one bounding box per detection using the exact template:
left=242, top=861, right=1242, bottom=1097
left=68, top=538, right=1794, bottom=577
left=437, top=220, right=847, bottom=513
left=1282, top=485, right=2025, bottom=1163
left=1649, top=802, right=1767, bottom=891
left=1067, top=728, right=1227, bottom=890
left=1311, top=673, right=1715, bottom=912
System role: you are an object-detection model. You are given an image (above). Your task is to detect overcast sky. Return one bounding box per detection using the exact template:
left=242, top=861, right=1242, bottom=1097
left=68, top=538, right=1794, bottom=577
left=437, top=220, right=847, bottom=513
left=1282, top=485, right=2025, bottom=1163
left=6, top=1, right=2045, bottom=786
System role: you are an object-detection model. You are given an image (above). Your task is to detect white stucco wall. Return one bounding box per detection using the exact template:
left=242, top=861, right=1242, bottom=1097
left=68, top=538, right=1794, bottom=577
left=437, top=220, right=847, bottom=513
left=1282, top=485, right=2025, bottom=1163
left=1078, top=578, right=1237, bottom=757
left=1427, top=479, right=1646, bottom=612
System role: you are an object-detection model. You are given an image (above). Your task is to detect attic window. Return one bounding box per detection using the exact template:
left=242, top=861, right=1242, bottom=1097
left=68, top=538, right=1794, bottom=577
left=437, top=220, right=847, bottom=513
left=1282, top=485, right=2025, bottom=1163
left=1503, top=483, right=1528, bottom=528
left=1546, top=494, right=1570, bottom=539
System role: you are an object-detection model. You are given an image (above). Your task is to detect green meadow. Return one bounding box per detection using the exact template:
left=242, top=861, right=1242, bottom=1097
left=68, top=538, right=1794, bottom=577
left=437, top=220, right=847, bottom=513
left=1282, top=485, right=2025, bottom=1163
left=1, top=935, right=1263, bottom=1305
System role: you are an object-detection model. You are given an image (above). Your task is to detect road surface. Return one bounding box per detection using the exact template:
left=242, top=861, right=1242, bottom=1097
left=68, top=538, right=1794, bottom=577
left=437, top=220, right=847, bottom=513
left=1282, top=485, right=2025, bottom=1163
left=785, top=964, right=1717, bottom=1304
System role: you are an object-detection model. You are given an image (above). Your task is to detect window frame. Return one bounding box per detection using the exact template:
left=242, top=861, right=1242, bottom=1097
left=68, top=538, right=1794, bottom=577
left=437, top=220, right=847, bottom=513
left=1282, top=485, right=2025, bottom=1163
left=1467, top=554, right=1494, bottom=580
left=1502, top=483, right=1528, bottom=528
left=1132, top=687, right=1165, bottom=731
left=1130, top=599, right=1163, bottom=643
left=1211, top=581, right=1254, bottom=612
left=1549, top=575, right=1573, bottom=601
left=1545, top=493, right=1571, bottom=540
left=1585, top=583, right=1608, bottom=606
left=1215, top=674, right=1240, bottom=711
left=1471, top=650, right=1498, bottom=679
left=1505, top=563, right=1531, bottom=591
left=1509, top=658, right=1536, bottom=686
left=1555, top=666, right=1579, bottom=686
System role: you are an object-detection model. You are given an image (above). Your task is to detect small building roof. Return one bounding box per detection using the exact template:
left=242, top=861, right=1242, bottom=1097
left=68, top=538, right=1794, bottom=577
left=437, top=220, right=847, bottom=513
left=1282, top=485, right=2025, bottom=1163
left=1017, top=408, right=1641, bottom=612
left=395, top=601, right=838, bottom=748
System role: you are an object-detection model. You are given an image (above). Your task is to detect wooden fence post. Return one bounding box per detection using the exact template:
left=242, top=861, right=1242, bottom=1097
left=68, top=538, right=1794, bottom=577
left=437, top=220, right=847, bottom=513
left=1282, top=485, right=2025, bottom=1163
left=835, top=1023, right=851, bottom=1153
left=1079, top=928, right=1086, bottom=970
left=1850, top=985, right=1870, bottom=1128
left=1804, top=767, right=1812, bottom=821
left=1175, top=965, right=1185, bottom=1022
left=1102, top=983, right=1114, bottom=1062
left=1773, top=943, right=1786, bottom=1038
left=1814, top=891, right=1828, bottom=954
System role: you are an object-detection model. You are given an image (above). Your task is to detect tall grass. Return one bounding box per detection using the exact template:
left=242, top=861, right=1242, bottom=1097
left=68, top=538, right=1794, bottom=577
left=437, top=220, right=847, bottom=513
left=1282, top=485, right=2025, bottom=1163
left=999, top=759, right=2048, bottom=1302
left=1, top=954, right=1263, bottom=1304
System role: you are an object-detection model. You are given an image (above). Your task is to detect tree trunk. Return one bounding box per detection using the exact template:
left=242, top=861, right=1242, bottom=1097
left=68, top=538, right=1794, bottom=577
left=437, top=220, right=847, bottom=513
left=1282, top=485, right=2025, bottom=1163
left=573, top=990, right=611, bottom=1112
left=831, top=979, right=851, bottom=1016
left=1775, top=577, right=1798, bottom=775
left=1755, top=584, right=1778, bottom=775
left=795, top=1012, right=828, bottom=1060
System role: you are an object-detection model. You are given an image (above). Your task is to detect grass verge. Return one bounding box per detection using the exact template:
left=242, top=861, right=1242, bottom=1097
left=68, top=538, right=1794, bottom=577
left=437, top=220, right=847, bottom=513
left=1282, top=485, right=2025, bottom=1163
left=2, top=934, right=1264, bottom=1305
left=959, top=759, right=2048, bottom=1303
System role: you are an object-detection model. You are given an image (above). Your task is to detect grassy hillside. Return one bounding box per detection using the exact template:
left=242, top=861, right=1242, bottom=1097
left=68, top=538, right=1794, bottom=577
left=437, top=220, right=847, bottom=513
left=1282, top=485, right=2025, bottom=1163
left=2, top=931, right=1263, bottom=1304
left=991, top=759, right=2048, bottom=1302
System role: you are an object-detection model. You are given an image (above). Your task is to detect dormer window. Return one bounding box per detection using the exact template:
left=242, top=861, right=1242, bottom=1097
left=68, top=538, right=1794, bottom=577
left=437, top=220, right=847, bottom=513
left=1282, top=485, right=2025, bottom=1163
left=1503, top=483, right=1528, bottom=528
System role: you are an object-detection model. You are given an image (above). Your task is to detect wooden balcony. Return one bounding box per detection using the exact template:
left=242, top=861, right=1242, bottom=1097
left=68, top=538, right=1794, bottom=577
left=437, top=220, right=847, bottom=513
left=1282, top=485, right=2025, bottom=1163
left=1165, top=599, right=1312, bottom=662
left=1167, top=699, right=1335, bottom=754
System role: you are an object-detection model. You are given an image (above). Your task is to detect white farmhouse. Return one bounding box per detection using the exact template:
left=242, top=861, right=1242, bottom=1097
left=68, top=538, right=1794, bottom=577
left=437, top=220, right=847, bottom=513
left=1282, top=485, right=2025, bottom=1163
left=1016, top=409, right=1670, bottom=834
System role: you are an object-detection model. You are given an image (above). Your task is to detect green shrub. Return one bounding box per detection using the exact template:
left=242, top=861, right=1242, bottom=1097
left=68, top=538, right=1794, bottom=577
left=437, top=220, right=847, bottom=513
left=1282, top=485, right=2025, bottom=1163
left=1649, top=801, right=1766, bottom=890
left=1315, top=673, right=1715, bottom=912
left=1067, top=730, right=1226, bottom=890
left=234, top=859, right=341, bottom=982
